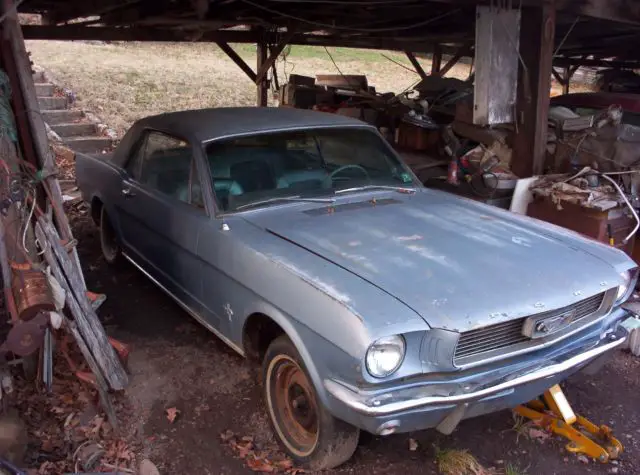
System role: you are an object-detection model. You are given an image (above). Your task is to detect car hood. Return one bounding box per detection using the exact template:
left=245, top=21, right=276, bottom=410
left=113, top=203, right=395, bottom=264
left=242, top=189, right=628, bottom=332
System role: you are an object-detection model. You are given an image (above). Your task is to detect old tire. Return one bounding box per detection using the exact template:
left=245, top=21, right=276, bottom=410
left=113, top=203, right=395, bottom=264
left=263, top=335, right=359, bottom=470
left=100, top=207, right=122, bottom=266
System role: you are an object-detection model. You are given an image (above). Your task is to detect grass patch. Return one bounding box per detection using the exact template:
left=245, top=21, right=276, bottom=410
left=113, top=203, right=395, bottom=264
left=504, top=462, right=528, bottom=475
left=435, top=447, right=493, bottom=475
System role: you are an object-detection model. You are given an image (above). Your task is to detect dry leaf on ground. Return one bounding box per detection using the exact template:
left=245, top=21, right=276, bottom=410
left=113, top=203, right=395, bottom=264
left=166, top=407, right=180, bottom=423
left=246, top=456, right=276, bottom=472
left=408, top=438, right=419, bottom=451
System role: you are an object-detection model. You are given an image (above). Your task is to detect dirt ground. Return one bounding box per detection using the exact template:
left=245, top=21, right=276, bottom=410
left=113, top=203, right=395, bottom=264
left=11, top=202, right=637, bottom=475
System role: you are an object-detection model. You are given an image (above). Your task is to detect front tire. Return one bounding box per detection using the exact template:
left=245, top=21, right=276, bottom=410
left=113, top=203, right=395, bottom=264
left=100, top=207, right=122, bottom=266
left=263, top=335, right=359, bottom=470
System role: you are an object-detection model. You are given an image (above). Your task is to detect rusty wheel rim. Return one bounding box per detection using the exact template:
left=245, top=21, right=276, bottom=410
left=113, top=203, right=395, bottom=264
left=268, top=356, right=319, bottom=456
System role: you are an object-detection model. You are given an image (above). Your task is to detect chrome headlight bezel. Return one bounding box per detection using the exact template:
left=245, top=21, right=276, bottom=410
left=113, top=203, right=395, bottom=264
left=365, top=335, right=406, bottom=378
left=616, top=269, right=637, bottom=304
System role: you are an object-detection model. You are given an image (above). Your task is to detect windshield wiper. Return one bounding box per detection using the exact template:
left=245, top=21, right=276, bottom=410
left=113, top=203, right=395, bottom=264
left=335, top=185, right=417, bottom=195
left=235, top=195, right=336, bottom=211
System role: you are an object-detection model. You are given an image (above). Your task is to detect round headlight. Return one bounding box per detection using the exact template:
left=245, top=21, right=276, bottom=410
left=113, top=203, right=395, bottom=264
left=616, top=270, right=632, bottom=302
left=365, top=335, right=406, bottom=378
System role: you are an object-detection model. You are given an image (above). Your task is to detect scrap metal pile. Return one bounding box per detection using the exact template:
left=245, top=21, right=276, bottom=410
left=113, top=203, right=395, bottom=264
left=0, top=14, right=127, bottom=430
left=278, top=72, right=518, bottom=206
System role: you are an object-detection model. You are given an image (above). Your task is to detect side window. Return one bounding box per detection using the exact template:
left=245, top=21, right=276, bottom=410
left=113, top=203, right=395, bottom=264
left=135, top=131, right=203, bottom=209
left=125, top=136, right=146, bottom=180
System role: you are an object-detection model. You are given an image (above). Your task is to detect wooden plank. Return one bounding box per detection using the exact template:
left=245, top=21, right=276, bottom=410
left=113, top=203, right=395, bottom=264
left=256, top=39, right=268, bottom=107
left=512, top=2, right=556, bottom=178
left=255, top=29, right=296, bottom=84
left=216, top=41, right=256, bottom=82
left=36, top=221, right=118, bottom=425
left=405, top=51, right=428, bottom=81
left=37, top=218, right=129, bottom=391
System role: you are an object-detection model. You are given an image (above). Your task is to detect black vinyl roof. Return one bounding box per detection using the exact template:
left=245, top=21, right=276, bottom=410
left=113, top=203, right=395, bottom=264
left=137, top=107, right=374, bottom=143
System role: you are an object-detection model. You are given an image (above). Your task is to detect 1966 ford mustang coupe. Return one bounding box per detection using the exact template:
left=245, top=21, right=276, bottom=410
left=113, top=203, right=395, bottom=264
left=76, top=108, right=637, bottom=469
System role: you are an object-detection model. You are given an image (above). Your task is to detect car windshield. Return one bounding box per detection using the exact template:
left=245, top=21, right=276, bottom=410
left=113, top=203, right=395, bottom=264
left=204, top=127, right=418, bottom=212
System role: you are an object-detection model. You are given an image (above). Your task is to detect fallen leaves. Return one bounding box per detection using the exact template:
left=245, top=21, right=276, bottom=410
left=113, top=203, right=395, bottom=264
left=166, top=407, right=180, bottom=423
left=220, top=430, right=303, bottom=474
left=527, top=427, right=551, bottom=442
left=408, top=438, right=419, bottom=451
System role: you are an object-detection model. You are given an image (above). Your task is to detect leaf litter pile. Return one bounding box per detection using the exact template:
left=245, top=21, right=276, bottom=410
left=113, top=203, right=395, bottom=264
left=220, top=429, right=304, bottom=474
left=11, top=351, right=141, bottom=474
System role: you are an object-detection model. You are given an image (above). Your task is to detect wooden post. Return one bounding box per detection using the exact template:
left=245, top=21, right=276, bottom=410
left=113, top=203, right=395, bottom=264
left=512, top=2, right=556, bottom=178
left=256, top=40, right=268, bottom=107
left=431, top=44, right=442, bottom=75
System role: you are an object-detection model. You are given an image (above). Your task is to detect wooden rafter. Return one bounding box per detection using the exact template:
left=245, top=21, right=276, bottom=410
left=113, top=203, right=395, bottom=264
left=404, top=51, right=428, bottom=81
left=438, top=42, right=472, bottom=76
left=216, top=41, right=257, bottom=82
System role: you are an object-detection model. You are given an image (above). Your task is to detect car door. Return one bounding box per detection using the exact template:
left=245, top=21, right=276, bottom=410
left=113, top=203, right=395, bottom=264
left=114, top=130, right=222, bottom=329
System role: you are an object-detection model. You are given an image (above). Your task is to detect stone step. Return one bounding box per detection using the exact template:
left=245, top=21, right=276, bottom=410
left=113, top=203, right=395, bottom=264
left=51, top=122, right=97, bottom=137
left=63, top=136, right=113, bottom=154
left=32, top=71, right=46, bottom=83
left=41, top=109, right=83, bottom=124
left=35, top=83, right=55, bottom=96
left=38, top=96, right=67, bottom=110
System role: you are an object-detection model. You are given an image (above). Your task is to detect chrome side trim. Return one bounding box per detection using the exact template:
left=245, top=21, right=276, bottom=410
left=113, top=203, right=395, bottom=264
left=325, top=330, right=627, bottom=416
left=123, top=253, right=245, bottom=356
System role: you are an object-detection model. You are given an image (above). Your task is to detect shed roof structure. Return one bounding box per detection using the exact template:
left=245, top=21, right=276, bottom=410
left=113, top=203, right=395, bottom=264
left=17, top=1, right=640, bottom=67
left=9, top=0, right=640, bottom=177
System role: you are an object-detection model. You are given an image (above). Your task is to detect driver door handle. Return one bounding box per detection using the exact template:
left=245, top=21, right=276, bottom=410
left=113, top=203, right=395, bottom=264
left=121, top=186, right=135, bottom=197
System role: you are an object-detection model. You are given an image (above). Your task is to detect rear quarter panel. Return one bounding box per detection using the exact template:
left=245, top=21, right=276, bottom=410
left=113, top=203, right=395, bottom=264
left=75, top=151, right=125, bottom=232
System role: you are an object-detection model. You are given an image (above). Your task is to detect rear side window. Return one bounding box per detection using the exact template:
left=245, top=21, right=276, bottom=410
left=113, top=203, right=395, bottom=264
left=127, top=131, right=202, bottom=207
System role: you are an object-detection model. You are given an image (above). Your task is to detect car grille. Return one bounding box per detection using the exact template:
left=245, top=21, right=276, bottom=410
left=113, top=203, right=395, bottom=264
left=454, top=292, right=606, bottom=363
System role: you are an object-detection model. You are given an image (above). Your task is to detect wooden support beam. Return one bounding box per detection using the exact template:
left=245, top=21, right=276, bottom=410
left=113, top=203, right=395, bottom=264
left=256, top=39, right=268, bottom=107
left=438, top=43, right=472, bottom=77
left=431, top=44, right=442, bottom=75
left=512, top=2, right=556, bottom=178
left=20, top=25, right=469, bottom=56
left=551, top=67, right=565, bottom=85
left=405, top=51, right=428, bottom=81
left=216, top=41, right=256, bottom=82
left=255, top=29, right=296, bottom=85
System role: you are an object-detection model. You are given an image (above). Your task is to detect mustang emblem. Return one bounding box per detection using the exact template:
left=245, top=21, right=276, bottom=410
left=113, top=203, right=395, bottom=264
left=523, top=309, right=578, bottom=339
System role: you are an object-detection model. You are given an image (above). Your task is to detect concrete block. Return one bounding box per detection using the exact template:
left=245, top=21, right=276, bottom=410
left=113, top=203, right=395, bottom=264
left=51, top=122, right=97, bottom=137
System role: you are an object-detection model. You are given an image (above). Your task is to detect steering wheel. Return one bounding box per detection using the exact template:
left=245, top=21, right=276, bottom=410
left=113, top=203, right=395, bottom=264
left=330, top=164, right=370, bottom=181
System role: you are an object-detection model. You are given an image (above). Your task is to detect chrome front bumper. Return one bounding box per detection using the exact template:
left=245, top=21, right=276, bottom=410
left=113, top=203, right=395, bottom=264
left=324, top=324, right=629, bottom=417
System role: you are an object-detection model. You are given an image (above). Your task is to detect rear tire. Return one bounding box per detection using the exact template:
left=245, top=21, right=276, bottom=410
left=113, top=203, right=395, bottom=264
left=263, top=335, right=359, bottom=470
left=100, top=207, right=122, bottom=266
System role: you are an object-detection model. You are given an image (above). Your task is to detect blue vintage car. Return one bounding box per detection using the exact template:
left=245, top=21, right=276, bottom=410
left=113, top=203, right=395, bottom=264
left=76, top=107, right=637, bottom=469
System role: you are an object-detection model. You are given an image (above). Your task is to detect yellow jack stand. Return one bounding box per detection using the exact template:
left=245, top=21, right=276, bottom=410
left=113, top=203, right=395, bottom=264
left=513, top=384, right=623, bottom=463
